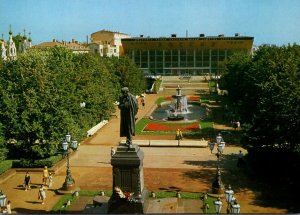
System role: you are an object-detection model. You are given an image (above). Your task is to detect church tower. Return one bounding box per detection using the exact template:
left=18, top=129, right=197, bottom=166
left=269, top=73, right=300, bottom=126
left=8, top=25, right=17, bottom=60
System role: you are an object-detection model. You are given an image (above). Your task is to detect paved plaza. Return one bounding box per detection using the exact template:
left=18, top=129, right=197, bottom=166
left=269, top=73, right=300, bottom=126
left=0, top=86, right=288, bottom=213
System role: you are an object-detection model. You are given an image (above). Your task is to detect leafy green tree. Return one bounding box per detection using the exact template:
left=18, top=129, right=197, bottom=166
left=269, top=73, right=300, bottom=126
left=106, top=56, right=146, bottom=96
left=12, top=34, right=24, bottom=52
left=246, top=45, right=300, bottom=151
left=222, top=52, right=255, bottom=122
left=224, top=45, right=300, bottom=152
left=0, top=123, right=8, bottom=161
left=0, top=47, right=146, bottom=160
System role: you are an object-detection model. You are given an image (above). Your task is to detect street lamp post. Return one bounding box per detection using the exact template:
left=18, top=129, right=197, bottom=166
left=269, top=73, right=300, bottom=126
left=208, top=141, right=215, bottom=153
left=231, top=199, right=241, bottom=214
left=214, top=197, right=223, bottom=214
left=0, top=190, right=7, bottom=208
left=212, top=167, right=224, bottom=194
left=209, top=133, right=225, bottom=155
left=61, top=133, right=78, bottom=191
left=225, top=185, right=234, bottom=213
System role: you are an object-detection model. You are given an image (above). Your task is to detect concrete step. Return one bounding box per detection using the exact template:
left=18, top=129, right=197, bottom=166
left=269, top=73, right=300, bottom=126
left=120, top=140, right=208, bottom=147
left=162, top=83, right=209, bottom=88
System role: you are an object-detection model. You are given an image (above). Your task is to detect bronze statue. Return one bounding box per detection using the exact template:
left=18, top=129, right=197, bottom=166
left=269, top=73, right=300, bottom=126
left=118, top=87, right=138, bottom=147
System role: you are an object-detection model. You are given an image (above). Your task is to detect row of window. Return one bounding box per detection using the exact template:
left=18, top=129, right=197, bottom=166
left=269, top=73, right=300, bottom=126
left=125, top=48, right=245, bottom=75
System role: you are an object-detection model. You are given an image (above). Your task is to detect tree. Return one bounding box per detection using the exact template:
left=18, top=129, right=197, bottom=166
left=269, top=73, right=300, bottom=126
left=0, top=123, right=8, bottom=161
left=0, top=47, right=146, bottom=160
left=106, top=56, right=147, bottom=96
left=224, top=45, right=300, bottom=152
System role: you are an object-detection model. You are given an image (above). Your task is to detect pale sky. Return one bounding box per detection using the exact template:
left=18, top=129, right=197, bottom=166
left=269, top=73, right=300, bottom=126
left=1, top=0, right=300, bottom=46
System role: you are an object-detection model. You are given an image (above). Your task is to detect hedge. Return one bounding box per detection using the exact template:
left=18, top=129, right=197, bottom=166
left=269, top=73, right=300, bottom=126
left=12, top=154, right=63, bottom=168
left=0, top=160, right=13, bottom=174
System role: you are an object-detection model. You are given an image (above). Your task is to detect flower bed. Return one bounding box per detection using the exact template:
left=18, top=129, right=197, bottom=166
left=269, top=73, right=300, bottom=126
left=187, top=96, right=200, bottom=101
left=143, top=123, right=200, bottom=132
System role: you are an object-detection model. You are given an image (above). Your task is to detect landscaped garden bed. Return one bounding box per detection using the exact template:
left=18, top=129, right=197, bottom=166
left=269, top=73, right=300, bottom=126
left=136, top=96, right=214, bottom=138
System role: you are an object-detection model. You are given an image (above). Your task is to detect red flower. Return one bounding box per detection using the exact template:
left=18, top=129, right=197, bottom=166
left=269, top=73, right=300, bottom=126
left=165, top=96, right=173, bottom=101
left=187, top=96, right=200, bottom=101
left=144, top=123, right=200, bottom=132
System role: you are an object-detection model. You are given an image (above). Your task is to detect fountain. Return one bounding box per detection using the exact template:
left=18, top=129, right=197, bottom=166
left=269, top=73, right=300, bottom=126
left=167, top=85, right=188, bottom=121
left=149, top=85, right=206, bottom=122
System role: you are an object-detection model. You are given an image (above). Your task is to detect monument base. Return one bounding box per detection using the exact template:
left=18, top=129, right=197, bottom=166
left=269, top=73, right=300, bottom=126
left=212, top=187, right=225, bottom=195
left=56, top=186, right=80, bottom=195
left=107, top=189, right=149, bottom=214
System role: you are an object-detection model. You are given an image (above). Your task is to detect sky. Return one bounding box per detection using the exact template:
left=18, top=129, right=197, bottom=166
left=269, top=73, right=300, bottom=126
left=1, top=0, right=300, bottom=46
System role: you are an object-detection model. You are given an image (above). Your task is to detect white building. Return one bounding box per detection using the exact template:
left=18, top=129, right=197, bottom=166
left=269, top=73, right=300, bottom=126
left=89, top=29, right=130, bottom=57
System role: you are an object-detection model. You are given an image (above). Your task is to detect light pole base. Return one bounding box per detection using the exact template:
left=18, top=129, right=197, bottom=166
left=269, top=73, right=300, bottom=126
left=212, top=187, right=225, bottom=195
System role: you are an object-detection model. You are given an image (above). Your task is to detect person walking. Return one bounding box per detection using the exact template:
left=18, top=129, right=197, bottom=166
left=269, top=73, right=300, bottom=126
left=24, top=171, right=31, bottom=191
left=42, top=166, right=49, bottom=186
left=48, top=173, right=53, bottom=188
left=38, top=185, right=46, bottom=204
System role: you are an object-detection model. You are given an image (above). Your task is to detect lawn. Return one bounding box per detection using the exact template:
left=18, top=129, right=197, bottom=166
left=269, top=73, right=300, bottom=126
left=52, top=190, right=218, bottom=213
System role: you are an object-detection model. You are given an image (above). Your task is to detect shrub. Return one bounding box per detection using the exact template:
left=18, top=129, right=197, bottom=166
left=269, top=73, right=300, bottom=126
left=12, top=154, right=62, bottom=168
left=0, top=160, right=13, bottom=174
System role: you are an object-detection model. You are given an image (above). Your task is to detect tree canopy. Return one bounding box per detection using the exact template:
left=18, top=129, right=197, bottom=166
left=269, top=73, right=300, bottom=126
left=0, top=47, right=146, bottom=159
left=222, top=44, right=300, bottom=152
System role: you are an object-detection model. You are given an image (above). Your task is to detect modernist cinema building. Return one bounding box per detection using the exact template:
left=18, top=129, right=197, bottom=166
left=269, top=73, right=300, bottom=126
left=121, top=33, right=254, bottom=76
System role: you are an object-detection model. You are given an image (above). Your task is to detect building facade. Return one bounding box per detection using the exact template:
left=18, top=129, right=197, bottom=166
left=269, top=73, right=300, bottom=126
left=90, top=29, right=130, bottom=57
left=121, top=34, right=254, bottom=76
left=89, top=41, right=118, bottom=57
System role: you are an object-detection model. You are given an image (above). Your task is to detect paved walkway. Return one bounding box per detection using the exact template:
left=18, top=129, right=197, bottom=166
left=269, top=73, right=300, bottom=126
left=0, top=84, right=288, bottom=214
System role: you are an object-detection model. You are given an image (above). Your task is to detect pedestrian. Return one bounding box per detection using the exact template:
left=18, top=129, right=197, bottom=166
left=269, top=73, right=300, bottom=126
left=38, top=185, right=46, bottom=204
left=48, top=173, right=53, bottom=188
left=237, top=150, right=245, bottom=168
left=176, top=129, right=183, bottom=140
left=42, top=166, right=49, bottom=186
left=6, top=200, right=12, bottom=214
left=141, top=97, right=145, bottom=109
left=24, top=171, right=31, bottom=191
left=236, top=121, right=240, bottom=129
left=111, top=147, right=116, bottom=157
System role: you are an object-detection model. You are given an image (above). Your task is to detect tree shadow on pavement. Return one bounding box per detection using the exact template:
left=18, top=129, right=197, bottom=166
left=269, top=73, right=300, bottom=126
left=13, top=207, right=46, bottom=214
left=183, top=152, right=298, bottom=213
left=25, top=201, right=42, bottom=204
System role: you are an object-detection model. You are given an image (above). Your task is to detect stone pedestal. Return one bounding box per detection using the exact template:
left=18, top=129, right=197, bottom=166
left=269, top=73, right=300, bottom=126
left=107, top=144, right=148, bottom=214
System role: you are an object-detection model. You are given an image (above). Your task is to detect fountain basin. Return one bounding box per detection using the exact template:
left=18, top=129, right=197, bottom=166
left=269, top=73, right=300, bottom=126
left=150, top=102, right=206, bottom=122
